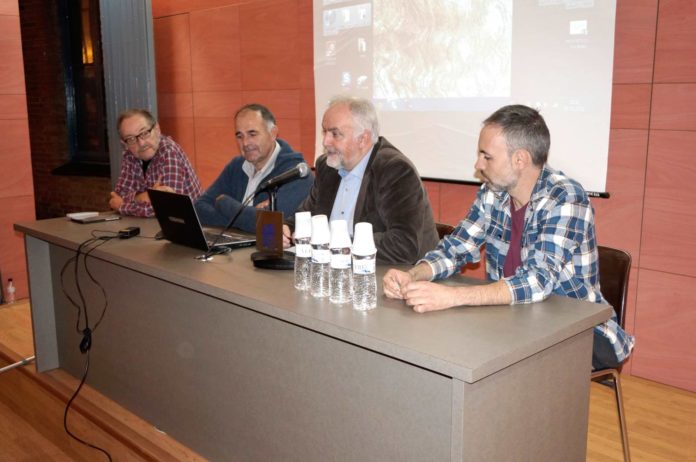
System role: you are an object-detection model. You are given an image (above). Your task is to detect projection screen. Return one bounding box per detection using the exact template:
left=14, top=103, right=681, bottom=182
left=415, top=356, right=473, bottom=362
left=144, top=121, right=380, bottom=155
left=313, top=0, right=616, bottom=194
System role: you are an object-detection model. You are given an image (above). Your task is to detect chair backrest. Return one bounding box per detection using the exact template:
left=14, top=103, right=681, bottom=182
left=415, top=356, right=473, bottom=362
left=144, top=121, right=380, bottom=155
left=597, top=245, right=631, bottom=329
left=436, top=222, right=455, bottom=240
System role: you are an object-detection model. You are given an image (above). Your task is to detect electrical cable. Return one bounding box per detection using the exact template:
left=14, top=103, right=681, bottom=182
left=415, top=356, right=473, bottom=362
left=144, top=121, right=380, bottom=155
left=58, top=232, right=117, bottom=461
left=62, top=350, right=112, bottom=462
left=201, top=191, right=256, bottom=260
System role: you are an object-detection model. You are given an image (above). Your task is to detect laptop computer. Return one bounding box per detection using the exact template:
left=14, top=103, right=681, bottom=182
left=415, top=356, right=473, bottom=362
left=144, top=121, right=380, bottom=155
left=148, top=188, right=256, bottom=251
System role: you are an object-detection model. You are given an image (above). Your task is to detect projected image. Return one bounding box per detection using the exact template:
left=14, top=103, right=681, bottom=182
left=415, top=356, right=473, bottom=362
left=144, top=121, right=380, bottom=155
left=372, top=0, right=512, bottom=102
left=313, top=0, right=617, bottom=191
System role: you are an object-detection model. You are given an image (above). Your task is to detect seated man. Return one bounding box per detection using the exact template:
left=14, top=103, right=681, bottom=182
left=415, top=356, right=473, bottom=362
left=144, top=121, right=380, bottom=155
left=283, top=95, right=439, bottom=265
left=383, top=104, right=635, bottom=370
left=110, top=108, right=202, bottom=217
left=195, top=103, right=313, bottom=233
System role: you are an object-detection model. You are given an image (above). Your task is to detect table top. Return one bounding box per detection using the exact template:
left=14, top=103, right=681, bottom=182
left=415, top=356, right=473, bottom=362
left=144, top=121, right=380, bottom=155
left=16, top=216, right=610, bottom=383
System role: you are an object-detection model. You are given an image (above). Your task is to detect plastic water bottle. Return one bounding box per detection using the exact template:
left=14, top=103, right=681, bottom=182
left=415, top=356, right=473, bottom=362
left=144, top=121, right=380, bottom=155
left=309, top=215, right=331, bottom=298
left=293, top=212, right=312, bottom=291
left=352, top=223, right=377, bottom=311
left=294, top=236, right=312, bottom=291
left=329, top=220, right=352, bottom=304
left=6, top=278, right=16, bottom=304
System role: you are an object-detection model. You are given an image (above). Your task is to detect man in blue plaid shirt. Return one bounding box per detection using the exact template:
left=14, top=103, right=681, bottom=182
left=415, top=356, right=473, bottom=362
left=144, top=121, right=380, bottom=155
left=383, top=104, right=634, bottom=370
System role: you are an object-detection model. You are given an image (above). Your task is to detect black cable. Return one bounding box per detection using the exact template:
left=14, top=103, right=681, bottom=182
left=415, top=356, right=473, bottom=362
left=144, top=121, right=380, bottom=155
left=63, top=350, right=112, bottom=462
left=202, top=191, right=257, bottom=259
left=59, top=233, right=117, bottom=461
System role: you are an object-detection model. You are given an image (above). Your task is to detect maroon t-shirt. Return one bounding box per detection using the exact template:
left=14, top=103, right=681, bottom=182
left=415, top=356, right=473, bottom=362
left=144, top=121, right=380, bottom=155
left=503, top=200, right=528, bottom=278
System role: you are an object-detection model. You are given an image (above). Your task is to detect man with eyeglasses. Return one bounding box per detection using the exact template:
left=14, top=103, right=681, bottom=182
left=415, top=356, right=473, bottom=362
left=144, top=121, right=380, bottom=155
left=109, top=108, right=202, bottom=217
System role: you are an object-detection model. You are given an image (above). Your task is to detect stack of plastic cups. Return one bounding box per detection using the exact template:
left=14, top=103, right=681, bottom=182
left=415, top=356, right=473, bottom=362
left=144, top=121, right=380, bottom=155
left=309, top=214, right=331, bottom=298
left=351, top=222, right=377, bottom=311
left=293, top=211, right=313, bottom=291
left=329, top=220, right=352, bottom=304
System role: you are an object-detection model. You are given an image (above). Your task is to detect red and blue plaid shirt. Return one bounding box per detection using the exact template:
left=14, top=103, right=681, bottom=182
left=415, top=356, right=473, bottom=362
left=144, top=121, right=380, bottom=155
left=422, top=165, right=635, bottom=363
left=114, top=135, right=202, bottom=217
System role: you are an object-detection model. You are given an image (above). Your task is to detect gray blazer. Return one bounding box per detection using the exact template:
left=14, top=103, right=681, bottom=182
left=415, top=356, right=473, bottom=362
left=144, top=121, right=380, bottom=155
left=295, top=137, right=439, bottom=265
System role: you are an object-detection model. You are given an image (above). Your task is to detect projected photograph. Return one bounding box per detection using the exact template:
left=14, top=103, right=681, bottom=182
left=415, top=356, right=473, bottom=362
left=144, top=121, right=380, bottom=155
left=372, top=0, right=512, bottom=102
left=313, top=0, right=617, bottom=191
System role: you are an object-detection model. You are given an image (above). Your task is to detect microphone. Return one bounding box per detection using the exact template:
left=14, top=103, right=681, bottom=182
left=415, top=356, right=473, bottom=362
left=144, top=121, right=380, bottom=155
left=256, top=162, right=310, bottom=193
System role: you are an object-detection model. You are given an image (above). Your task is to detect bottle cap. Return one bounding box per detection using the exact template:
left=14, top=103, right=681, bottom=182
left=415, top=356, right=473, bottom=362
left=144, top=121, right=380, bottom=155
left=351, top=222, right=377, bottom=256
left=294, top=211, right=312, bottom=239
left=310, top=214, right=330, bottom=245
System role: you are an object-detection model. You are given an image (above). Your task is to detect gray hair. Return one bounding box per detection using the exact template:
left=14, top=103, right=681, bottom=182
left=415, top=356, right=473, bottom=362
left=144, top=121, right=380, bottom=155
left=483, top=104, right=550, bottom=166
left=328, top=95, right=379, bottom=143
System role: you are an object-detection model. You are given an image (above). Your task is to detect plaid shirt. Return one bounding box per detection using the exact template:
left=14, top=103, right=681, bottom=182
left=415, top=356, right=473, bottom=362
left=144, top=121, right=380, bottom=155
left=422, top=165, right=635, bottom=363
left=114, top=135, right=202, bottom=217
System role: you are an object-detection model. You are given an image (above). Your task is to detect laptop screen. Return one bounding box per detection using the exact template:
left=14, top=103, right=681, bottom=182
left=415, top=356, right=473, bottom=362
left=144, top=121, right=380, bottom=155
left=148, top=189, right=255, bottom=251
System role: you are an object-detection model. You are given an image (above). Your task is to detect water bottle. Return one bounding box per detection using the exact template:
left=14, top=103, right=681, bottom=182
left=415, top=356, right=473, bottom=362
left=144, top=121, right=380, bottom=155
left=329, top=220, right=352, bottom=304
left=309, top=215, right=331, bottom=298
left=6, top=278, right=16, bottom=304
left=293, top=211, right=312, bottom=291
left=351, top=222, right=377, bottom=311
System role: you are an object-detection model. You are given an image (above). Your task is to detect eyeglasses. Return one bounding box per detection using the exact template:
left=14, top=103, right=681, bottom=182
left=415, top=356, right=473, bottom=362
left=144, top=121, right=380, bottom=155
left=121, top=124, right=156, bottom=146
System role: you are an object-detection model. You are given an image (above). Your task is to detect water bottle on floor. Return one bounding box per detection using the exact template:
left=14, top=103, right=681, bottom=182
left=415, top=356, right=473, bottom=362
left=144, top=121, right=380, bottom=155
left=329, top=220, right=352, bottom=304
left=309, top=215, right=331, bottom=298
left=351, top=222, right=377, bottom=311
left=293, top=211, right=313, bottom=291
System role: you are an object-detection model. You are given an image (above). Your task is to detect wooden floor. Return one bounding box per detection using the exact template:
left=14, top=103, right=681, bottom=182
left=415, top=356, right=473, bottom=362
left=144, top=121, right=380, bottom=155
left=1, top=300, right=695, bottom=461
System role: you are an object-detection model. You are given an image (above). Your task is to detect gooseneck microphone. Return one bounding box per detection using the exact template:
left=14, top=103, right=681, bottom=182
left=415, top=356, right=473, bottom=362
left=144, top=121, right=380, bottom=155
left=256, top=162, right=310, bottom=193
left=199, top=162, right=310, bottom=261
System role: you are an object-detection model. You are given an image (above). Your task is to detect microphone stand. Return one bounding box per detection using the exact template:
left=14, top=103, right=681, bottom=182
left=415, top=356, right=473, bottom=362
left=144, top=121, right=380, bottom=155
left=196, top=191, right=256, bottom=261
left=250, top=186, right=295, bottom=270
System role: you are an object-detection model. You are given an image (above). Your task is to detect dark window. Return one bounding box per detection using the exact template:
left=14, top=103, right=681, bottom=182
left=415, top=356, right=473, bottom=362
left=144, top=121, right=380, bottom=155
left=54, top=0, right=110, bottom=175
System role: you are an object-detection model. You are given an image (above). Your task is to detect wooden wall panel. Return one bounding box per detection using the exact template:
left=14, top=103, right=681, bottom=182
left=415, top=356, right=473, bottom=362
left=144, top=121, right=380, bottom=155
left=0, top=118, right=33, bottom=199
left=612, top=0, right=658, bottom=84
left=158, top=91, right=194, bottom=118
left=193, top=116, right=236, bottom=188
left=152, top=0, right=245, bottom=18
left=190, top=6, right=241, bottom=92
left=154, top=14, right=192, bottom=94
left=654, top=0, right=696, bottom=82
left=651, top=83, right=696, bottom=131
left=0, top=0, right=18, bottom=15
left=593, top=129, right=648, bottom=266
left=0, top=94, right=27, bottom=119
left=0, top=15, right=25, bottom=94
left=193, top=91, right=242, bottom=118
left=239, top=0, right=299, bottom=89
left=633, top=269, right=696, bottom=392
left=241, top=89, right=300, bottom=119
left=641, top=130, right=696, bottom=278
left=610, top=84, right=652, bottom=129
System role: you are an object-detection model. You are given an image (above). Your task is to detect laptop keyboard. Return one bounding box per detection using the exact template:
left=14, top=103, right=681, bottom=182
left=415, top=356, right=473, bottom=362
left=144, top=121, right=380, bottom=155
left=203, top=230, right=249, bottom=246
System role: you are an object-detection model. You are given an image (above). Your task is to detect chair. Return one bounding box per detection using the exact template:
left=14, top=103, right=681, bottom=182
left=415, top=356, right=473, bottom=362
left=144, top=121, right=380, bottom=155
left=435, top=222, right=454, bottom=239
left=593, top=245, right=632, bottom=462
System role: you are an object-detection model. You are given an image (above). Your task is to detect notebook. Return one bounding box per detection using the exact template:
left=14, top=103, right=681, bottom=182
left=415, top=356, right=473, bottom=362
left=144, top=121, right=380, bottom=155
left=148, top=188, right=256, bottom=251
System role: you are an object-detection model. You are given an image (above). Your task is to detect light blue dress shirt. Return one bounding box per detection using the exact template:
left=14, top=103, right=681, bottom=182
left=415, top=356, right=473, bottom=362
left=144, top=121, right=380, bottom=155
left=330, top=148, right=373, bottom=236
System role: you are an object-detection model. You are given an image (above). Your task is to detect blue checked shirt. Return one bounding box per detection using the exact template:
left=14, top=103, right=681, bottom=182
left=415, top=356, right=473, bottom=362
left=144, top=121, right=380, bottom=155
left=421, top=165, right=635, bottom=363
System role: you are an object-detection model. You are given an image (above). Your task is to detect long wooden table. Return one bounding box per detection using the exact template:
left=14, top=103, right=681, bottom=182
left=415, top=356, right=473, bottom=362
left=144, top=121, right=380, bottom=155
left=16, top=217, right=610, bottom=461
